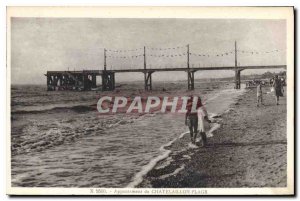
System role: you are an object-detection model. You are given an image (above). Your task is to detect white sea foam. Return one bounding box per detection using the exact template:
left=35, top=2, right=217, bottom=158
left=206, top=123, right=221, bottom=138
left=188, top=142, right=198, bottom=149
left=179, top=131, right=190, bottom=139
left=155, top=157, right=174, bottom=170
left=126, top=132, right=184, bottom=188
left=159, top=164, right=186, bottom=180
left=182, top=155, right=191, bottom=159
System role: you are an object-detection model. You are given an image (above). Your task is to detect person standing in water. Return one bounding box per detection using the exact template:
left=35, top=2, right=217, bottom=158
left=257, top=82, right=263, bottom=107
left=185, top=95, right=198, bottom=144
left=272, top=75, right=283, bottom=105
left=185, top=95, right=210, bottom=145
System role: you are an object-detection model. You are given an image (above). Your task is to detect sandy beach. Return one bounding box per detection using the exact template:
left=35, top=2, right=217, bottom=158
left=140, top=87, right=287, bottom=188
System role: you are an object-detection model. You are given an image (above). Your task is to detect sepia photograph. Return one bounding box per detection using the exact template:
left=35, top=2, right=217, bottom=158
left=6, top=7, right=294, bottom=195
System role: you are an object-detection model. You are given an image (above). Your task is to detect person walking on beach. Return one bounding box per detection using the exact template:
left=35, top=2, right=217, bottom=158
left=185, top=95, right=199, bottom=144
left=185, top=95, right=210, bottom=145
left=272, top=75, right=283, bottom=105
left=197, top=102, right=211, bottom=147
left=257, top=82, right=263, bottom=107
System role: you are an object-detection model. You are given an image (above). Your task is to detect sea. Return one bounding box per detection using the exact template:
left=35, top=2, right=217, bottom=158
left=10, top=80, right=246, bottom=187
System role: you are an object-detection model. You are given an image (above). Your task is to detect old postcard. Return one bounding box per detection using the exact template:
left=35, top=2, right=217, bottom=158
left=6, top=7, right=294, bottom=195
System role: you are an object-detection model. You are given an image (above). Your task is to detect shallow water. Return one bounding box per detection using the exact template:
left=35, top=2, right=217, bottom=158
left=11, top=81, right=244, bottom=187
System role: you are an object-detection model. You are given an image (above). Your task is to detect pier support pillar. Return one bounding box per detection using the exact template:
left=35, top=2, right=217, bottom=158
left=234, top=69, right=243, bottom=89
left=92, top=75, right=97, bottom=88
left=46, top=74, right=57, bottom=91
left=144, top=71, right=153, bottom=91
left=83, top=74, right=89, bottom=90
left=47, top=74, right=51, bottom=90
left=187, top=71, right=195, bottom=90
left=102, top=72, right=115, bottom=91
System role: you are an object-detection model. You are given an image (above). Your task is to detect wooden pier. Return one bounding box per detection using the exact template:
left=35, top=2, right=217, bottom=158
left=45, top=65, right=286, bottom=91
left=45, top=42, right=286, bottom=91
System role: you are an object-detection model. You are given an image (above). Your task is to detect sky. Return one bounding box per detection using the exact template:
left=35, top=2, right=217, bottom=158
left=10, top=18, right=286, bottom=84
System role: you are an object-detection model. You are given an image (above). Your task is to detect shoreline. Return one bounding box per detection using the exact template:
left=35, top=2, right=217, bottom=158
left=139, top=87, right=287, bottom=188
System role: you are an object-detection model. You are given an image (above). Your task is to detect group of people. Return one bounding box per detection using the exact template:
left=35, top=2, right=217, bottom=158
left=246, top=79, right=267, bottom=88
left=246, top=76, right=286, bottom=89
left=184, top=74, right=285, bottom=147
left=257, top=75, right=285, bottom=106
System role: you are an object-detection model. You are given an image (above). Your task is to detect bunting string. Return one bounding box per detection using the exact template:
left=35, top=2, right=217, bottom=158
left=106, top=48, right=143, bottom=52
left=237, top=49, right=285, bottom=55
left=189, top=51, right=235, bottom=57
left=105, top=46, right=286, bottom=70
left=148, top=46, right=186, bottom=51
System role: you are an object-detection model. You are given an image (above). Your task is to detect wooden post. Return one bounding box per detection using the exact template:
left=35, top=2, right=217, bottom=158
left=234, top=41, right=240, bottom=89
left=238, top=70, right=241, bottom=89
left=92, top=74, right=96, bottom=88
left=144, top=46, right=148, bottom=90
left=191, top=71, right=194, bottom=90
left=187, top=71, right=195, bottom=90
left=111, top=72, right=115, bottom=90
left=187, top=44, right=190, bottom=69
left=145, top=72, right=153, bottom=91
left=235, top=41, right=237, bottom=68
left=187, top=44, right=192, bottom=90
left=102, top=72, right=115, bottom=91
left=148, top=72, right=152, bottom=91
left=83, top=73, right=88, bottom=91
left=46, top=73, right=49, bottom=85
left=144, top=46, right=146, bottom=70
left=104, top=48, right=107, bottom=71
left=102, top=73, right=107, bottom=91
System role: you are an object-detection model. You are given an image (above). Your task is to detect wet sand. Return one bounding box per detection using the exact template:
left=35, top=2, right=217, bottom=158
left=140, top=87, right=287, bottom=187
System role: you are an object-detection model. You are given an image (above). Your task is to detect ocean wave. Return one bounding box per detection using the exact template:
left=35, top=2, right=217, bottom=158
left=11, top=103, right=96, bottom=115
left=126, top=132, right=182, bottom=188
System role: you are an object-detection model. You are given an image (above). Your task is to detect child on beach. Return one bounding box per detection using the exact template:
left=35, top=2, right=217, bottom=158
left=257, top=82, right=263, bottom=107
